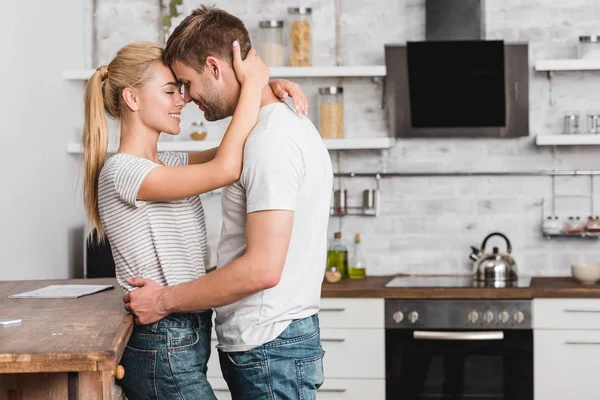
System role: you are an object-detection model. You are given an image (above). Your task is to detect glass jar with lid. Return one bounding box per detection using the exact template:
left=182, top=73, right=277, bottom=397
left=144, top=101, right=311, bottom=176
left=287, top=7, right=312, bottom=66
left=318, top=87, right=344, bottom=139
left=258, top=20, right=285, bottom=67
left=578, top=36, right=600, bottom=60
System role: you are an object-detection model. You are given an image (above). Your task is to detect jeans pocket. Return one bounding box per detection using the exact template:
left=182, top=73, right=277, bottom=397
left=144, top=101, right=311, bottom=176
left=225, top=349, right=266, bottom=369
left=118, top=344, right=158, bottom=400
left=166, top=327, right=216, bottom=399
left=296, top=351, right=325, bottom=400
left=219, top=349, right=270, bottom=400
left=167, top=327, right=200, bottom=351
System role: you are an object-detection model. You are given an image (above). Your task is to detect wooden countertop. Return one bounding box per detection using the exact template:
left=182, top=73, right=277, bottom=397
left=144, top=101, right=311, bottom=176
left=321, top=276, right=600, bottom=299
left=0, top=278, right=133, bottom=374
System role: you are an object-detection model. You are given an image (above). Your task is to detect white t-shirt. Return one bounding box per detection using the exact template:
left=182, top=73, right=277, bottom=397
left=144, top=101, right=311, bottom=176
left=216, top=102, right=333, bottom=352
left=98, top=152, right=208, bottom=292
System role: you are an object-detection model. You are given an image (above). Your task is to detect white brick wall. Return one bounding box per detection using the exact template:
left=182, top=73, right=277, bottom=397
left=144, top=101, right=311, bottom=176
left=97, top=0, right=600, bottom=277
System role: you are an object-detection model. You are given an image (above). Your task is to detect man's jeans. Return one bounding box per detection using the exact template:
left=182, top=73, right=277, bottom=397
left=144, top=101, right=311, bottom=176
left=117, top=311, right=217, bottom=400
left=219, top=314, right=325, bottom=400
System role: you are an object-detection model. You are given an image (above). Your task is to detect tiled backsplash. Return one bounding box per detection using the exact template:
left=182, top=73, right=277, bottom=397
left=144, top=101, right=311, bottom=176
left=97, top=0, right=600, bottom=276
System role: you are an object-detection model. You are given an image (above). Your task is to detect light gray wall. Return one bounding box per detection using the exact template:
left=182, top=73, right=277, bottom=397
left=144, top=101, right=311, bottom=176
left=0, top=0, right=90, bottom=280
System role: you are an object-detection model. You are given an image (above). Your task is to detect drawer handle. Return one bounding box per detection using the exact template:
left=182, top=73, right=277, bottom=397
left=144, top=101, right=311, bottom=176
left=321, top=338, right=346, bottom=343
left=112, top=365, right=125, bottom=380
left=565, top=340, right=600, bottom=345
left=564, top=308, right=600, bottom=313
left=319, top=388, right=347, bottom=393
left=321, top=308, right=346, bottom=312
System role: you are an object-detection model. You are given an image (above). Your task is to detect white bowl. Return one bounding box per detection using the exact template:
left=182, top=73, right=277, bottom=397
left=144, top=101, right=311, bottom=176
left=571, top=264, right=600, bottom=285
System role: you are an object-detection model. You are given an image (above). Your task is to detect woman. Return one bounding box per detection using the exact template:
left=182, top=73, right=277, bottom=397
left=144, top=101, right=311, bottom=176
left=82, top=40, right=307, bottom=399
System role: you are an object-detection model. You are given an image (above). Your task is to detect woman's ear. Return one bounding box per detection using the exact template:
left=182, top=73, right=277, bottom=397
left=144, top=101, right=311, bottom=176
left=122, top=88, right=139, bottom=112
left=205, top=56, right=221, bottom=80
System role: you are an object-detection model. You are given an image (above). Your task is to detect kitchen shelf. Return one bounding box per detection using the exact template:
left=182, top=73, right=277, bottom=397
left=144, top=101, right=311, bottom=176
left=66, top=137, right=395, bottom=154
left=543, top=231, right=600, bottom=239
left=536, top=134, right=600, bottom=146
left=534, top=59, right=600, bottom=72
left=62, top=66, right=387, bottom=81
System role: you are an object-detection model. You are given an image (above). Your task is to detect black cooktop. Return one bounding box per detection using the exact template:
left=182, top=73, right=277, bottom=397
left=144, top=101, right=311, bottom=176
left=385, top=276, right=532, bottom=289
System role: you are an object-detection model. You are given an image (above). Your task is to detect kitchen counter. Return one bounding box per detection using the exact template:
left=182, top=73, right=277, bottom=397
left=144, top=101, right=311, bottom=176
left=0, top=278, right=132, bottom=399
left=321, top=275, right=600, bottom=299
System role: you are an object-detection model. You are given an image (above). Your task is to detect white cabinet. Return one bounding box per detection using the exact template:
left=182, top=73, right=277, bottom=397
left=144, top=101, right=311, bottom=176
left=207, top=298, right=386, bottom=399
left=534, top=299, right=600, bottom=400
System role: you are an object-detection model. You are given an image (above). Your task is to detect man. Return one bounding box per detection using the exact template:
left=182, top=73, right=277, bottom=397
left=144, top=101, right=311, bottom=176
left=123, top=6, right=333, bottom=400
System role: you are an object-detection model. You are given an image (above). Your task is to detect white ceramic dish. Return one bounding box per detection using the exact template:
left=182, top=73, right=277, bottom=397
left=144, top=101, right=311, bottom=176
left=571, top=264, right=600, bottom=285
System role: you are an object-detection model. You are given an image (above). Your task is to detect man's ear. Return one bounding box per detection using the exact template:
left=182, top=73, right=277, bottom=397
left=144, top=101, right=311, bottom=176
left=205, top=56, right=222, bottom=80
left=122, top=88, right=139, bottom=112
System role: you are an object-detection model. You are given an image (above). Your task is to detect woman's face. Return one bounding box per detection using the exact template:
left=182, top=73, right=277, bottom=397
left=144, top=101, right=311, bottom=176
left=136, top=62, right=185, bottom=135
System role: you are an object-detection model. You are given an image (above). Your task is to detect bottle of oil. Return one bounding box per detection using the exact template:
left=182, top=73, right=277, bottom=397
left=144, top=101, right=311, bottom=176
left=348, top=233, right=366, bottom=279
left=326, top=232, right=348, bottom=278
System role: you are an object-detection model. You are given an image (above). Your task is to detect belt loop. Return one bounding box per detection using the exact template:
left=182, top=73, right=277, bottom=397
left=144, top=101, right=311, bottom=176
left=149, top=321, right=160, bottom=333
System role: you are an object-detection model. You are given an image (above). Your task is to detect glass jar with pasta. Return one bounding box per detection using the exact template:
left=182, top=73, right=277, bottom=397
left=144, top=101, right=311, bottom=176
left=318, top=87, right=344, bottom=139
left=287, top=7, right=312, bottom=66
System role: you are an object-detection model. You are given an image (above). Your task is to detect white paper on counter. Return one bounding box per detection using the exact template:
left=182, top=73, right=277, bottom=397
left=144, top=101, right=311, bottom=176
left=8, top=284, right=114, bottom=299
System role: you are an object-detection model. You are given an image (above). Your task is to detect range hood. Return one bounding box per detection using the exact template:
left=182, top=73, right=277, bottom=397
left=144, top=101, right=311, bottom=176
left=426, top=0, right=485, bottom=41
left=383, top=0, right=529, bottom=139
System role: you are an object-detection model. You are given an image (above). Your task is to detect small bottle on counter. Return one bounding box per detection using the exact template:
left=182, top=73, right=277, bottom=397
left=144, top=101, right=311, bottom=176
left=348, top=233, right=367, bottom=280
left=326, top=232, right=348, bottom=278
left=324, top=266, right=342, bottom=283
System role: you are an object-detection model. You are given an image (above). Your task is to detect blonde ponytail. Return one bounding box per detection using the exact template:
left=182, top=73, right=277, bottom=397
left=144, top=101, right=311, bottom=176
left=83, top=67, right=109, bottom=242
left=82, top=42, right=164, bottom=243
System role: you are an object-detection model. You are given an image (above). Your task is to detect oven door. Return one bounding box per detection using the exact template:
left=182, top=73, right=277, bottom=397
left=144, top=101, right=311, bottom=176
left=385, top=329, right=533, bottom=400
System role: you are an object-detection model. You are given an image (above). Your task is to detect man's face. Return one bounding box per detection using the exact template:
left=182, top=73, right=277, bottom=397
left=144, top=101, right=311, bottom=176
left=171, top=60, right=230, bottom=121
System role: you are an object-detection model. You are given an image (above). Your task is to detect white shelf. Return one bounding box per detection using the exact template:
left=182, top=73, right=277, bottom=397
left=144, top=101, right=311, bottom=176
left=536, top=134, right=600, bottom=146
left=66, top=137, right=395, bottom=154
left=323, top=137, right=394, bottom=150
left=534, top=59, right=600, bottom=72
left=63, top=66, right=386, bottom=81
left=269, top=66, right=386, bottom=77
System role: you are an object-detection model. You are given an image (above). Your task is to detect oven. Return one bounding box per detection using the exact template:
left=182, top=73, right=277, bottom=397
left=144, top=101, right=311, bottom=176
left=385, top=300, right=533, bottom=400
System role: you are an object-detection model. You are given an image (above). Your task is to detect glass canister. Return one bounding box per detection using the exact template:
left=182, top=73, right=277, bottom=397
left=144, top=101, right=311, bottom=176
left=578, top=36, right=600, bottom=60
left=287, top=7, right=312, bottom=66
left=318, top=87, right=344, bottom=139
left=258, top=20, right=285, bottom=67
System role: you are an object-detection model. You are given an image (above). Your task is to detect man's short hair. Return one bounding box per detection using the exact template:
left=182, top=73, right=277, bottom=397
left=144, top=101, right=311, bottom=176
left=163, top=5, right=252, bottom=73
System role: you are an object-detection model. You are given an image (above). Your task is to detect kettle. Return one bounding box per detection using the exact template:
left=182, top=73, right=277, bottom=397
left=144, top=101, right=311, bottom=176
left=469, top=232, right=517, bottom=282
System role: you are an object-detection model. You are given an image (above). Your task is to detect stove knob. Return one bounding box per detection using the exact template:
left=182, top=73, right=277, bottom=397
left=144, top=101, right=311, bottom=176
left=499, top=311, right=510, bottom=324
left=468, top=311, right=479, bottom=324
left=408, top=311, right=419, bottom=324
left=392, top=311, right=404, bottom=323
left=514, top=311, right=525, bottom=324
left=484, top=311, right=494, bottom=324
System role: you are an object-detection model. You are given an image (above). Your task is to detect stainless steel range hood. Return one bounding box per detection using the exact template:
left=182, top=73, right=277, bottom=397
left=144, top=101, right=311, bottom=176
left=426, top=0, right=486, bottom=41
left=383, top=0, right=529, bottom=139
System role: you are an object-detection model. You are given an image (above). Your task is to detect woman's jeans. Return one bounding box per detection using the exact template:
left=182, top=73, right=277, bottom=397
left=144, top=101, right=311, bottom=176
left=117, top=311, right=217, bottom=400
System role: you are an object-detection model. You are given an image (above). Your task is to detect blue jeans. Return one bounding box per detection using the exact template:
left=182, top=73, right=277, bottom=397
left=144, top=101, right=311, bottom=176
left=117, top=311, right=216, bottom=400
left=218, top=314, right=325, bottom=400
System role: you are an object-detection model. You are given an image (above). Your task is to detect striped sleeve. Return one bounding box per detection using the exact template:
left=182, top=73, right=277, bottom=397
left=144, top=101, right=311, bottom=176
left=113, top=157, right=160, bottom=208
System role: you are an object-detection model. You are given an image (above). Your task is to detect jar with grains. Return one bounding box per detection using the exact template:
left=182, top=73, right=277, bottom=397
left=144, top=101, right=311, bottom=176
left=258, top=20, right=285, bottom=67
left=318, top=87, right=344, bottom=139
left=578, top=35, right=600, bottom=60
left=287, top=7, right=312, bottom=66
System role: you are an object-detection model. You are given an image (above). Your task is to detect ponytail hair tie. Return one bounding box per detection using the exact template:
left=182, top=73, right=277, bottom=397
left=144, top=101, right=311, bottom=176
left=97, top=65, right=109, bottom=80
